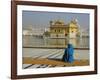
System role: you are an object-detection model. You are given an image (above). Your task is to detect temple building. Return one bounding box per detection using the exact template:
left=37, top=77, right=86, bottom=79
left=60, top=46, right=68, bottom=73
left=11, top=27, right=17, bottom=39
left=49, top=19, right=80, bottom=38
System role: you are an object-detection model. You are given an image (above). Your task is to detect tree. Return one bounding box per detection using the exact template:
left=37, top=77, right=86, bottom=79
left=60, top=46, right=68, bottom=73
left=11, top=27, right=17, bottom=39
left=43, top=31, right=50, bottom=37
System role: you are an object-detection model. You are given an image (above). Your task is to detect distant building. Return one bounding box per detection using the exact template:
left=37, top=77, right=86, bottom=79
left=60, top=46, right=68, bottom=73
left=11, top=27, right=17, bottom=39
left=81, top=29, right=89, bottom=37
left=23, top=30, right=33, bottom=35
left=49, top=19, right=80, bottom=38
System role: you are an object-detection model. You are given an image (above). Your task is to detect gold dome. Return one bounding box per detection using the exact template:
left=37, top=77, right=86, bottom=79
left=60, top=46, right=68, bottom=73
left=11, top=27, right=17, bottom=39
left=54, top=20, right=64, bottom=25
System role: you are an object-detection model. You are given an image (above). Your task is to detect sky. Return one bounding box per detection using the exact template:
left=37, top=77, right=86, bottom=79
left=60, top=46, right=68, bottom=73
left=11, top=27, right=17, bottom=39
left=22, top=10, right=89, bottom=31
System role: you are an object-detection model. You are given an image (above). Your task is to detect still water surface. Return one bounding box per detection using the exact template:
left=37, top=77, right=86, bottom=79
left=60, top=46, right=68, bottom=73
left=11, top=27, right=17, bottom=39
left=23, top=35, right=89, bottom=48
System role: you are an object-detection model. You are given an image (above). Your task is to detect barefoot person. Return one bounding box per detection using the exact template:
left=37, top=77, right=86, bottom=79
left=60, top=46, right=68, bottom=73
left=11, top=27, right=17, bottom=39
left=62, top=44, right=74, bottom=63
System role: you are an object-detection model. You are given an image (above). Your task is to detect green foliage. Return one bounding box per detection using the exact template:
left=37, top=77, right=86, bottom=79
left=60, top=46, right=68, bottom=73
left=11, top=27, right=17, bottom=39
left=43, top=31, right=50, bottom=37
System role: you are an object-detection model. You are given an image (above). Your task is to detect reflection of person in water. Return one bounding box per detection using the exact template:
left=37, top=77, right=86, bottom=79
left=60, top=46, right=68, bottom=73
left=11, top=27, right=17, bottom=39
left=62, top=44, right=74, bottom=63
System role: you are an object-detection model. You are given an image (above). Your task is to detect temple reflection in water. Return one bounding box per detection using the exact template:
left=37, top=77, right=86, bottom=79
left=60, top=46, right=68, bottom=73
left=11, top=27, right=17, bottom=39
left=23, top=36, right=89, bottom=48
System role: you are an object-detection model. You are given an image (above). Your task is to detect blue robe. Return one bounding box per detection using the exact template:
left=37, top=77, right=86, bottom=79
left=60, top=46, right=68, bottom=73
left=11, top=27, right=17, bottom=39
left=62, top=44, right=74, bottom=63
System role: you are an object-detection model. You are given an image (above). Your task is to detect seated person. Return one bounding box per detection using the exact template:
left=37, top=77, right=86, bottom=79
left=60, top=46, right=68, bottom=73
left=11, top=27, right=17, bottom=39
left=62, top=44, right=74, bottom=63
